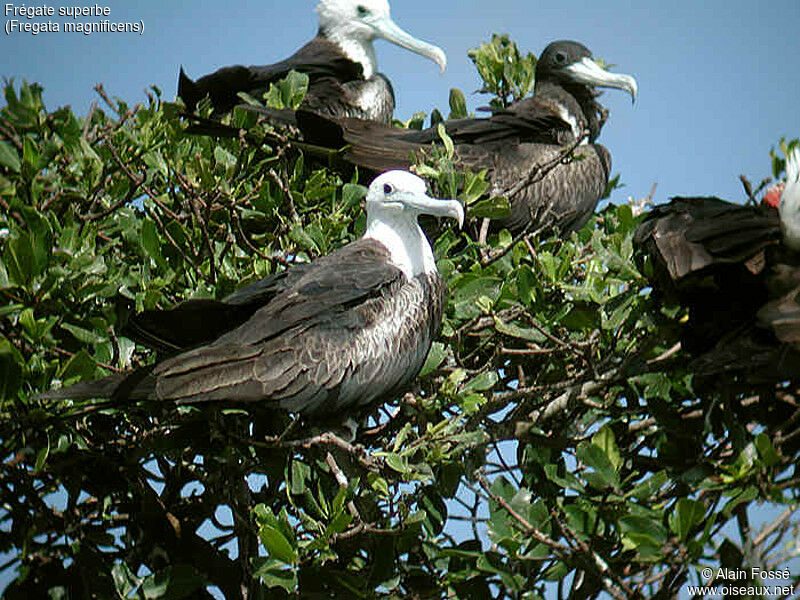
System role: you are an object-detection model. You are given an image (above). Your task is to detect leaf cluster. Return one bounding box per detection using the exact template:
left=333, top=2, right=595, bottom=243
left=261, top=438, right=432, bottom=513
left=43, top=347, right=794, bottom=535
left=1, top=36, right=798, bottom=600
left=467, top=34, right=536, bottom=109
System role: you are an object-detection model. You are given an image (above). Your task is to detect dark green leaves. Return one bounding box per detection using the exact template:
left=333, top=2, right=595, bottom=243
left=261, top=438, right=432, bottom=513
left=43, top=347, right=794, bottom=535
left=3, top=216, right=51, bottom=288
left=669, top=499, right=706, bottom=541
left=576, top=439, right=620, bottom=491
left=140, top=566, right=205, bottom=600
left=0, top=140, right=21, bottom=172
left=0, top=336, right=22, bottom=400
left=254, top=505, right=298, bottom=565
left=0, top=60, right=796, bottom=600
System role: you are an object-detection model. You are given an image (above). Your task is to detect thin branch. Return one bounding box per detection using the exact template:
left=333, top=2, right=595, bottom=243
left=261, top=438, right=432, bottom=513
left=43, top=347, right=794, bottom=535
left=475, top=469, right=568, bottom=552
left=498, top=129, right=590, bottom=199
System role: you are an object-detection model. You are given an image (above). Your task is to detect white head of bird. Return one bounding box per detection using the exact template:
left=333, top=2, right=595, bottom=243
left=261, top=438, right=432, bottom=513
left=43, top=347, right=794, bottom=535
left=364, top=171, right=463, bottom=280
left=780, top=147, right=800, bottom=251
left=316, top=0, right=446, bottom=79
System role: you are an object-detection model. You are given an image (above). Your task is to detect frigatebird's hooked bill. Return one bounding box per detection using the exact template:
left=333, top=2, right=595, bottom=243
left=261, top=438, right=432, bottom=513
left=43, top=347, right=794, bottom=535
left=293, top=40, right=637, bottom=232
left=178, top=0, right=446, bottom=123
left=634, top=148, right=800, bottom=388
left=41, top=171, right=464, bottom=418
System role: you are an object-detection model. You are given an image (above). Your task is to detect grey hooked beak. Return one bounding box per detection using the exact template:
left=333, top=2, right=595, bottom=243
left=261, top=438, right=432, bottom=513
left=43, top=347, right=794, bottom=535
left=564, top=57, right=638, bottom=104
left=400, top=191, right=464, bottom=227
left=371, top=16, right=447, bottom=73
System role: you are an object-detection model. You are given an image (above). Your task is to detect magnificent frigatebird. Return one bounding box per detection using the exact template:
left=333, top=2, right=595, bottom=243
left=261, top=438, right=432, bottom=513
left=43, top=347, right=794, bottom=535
left=291, top=40, right=637, bottom=232
left=634, top=148, right=800, bottom=387
left=178, top=0, right=446, bottom=123
left=42, top=171, right=464, bottom=419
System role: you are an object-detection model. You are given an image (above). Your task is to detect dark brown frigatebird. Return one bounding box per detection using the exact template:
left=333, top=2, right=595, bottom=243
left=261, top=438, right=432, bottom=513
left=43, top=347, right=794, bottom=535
left=41, top=171, right=463, bottom=419
left=178, top=0, right=446, bottom=123
left=634, top=148, right=800, bottom=387
left=291, top=40, right=637, bottom=233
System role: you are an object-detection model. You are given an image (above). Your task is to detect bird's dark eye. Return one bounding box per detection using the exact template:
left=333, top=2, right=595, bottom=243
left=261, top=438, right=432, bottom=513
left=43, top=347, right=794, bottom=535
left=356, top=5, right=370, bottom=17
left=555, top=52, right=567, bottom=64
left=383, top=183, right=393, bottom=195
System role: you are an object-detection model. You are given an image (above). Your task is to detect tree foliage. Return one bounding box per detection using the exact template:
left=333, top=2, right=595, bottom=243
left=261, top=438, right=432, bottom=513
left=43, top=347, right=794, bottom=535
left=1, top=38, right=798, bottom=599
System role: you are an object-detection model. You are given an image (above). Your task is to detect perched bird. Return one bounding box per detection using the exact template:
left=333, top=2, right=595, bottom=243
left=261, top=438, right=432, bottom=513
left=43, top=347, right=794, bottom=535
left=780, top=147, right=800, bottom=249
left=293, top=40, right=637, bottom=233
left=178, top=0, right=446, bottom=123
left=42, top=171, right=463, bottom=419
left=634, top=148, right=800, bottom=387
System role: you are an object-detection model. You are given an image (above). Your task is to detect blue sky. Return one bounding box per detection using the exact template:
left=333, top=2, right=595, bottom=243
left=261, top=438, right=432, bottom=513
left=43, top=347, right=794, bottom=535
left=2, top=1, right=800, bottom=595
left=2, top=0, right=800, bottom=206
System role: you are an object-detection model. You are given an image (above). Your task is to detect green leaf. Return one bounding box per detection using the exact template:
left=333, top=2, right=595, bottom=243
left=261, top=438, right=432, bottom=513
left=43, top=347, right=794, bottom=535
left=111, top=562, right=141, bottom=597
left=563, top=502, right=598, bottom=539
left=258, top=525, right=298, bottom=565
left=254, top=559, right=298, bottom=593
left=420, top=487, right=447, bottom=536
left=460, top=170, right=490, bottom=205
left=469, top=196, right=510, bottom=219
left=437, top=123, right=455, bottom=159
left=61, top=322, right=105, bottom=346
left=140, top=219, right=168, bottom=270
left=57, top=350, right=97, bottom=383
left=0, top=140, right=21, bottom=173
left=140, top=566, right=204, bottom=600
left=452, top=275, right=503, bottom=318
left=419, top=341, right=447, bottom=377
left=669, top=498, right=706, bottom=541
left=34, top=436, right=50, bottom=472
left=462, top=370, right=498, bottom=393
left=544, top=464, right=585, bottom=492
left=22, top=136, right=40, bottom=174
left=592, top=426, right=622, bottom=472
left=4, top=231, right=49, bottom=286
left=576, top=441, right=619, bottom=490
left=384, top=453, right=410, bottom=475
left=754, top=433, right=780, bottom=467
left=0, top=337, right=22, bottom=400
left=620, top=515, right=667, bottom=558
left=449, top=88, right=468, bottom=119
left=0, top=261, right=9, bottom=289
left=265, top=70, right=309, bottom=109
left=324, top=511, right=353, bottom=538
left=213, top=146, right=237, bottom=171
left=631, top=471, right=668, bottom=500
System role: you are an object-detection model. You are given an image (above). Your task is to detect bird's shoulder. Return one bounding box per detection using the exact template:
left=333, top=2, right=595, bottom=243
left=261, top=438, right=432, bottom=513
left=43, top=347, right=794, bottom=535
left=253, top=36, right=365, bottom=83
left=218, top=238, right=406, bottom=345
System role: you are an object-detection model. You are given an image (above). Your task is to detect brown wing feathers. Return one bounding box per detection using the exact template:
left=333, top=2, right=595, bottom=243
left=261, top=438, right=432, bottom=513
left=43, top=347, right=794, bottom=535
left=43, top=239, right=413, bottom=418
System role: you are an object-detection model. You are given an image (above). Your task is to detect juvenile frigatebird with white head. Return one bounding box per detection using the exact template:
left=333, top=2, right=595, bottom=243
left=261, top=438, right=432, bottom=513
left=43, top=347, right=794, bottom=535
left=779, top=147, right=800, bottom=250
left=42, top=171, right=463, bottom=420
left=292, top=40, right=637, bottom=233
left=179, top=0, right=446, bottom=123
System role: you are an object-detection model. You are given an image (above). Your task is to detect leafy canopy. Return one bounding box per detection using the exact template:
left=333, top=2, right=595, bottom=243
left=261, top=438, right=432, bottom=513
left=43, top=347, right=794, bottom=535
left=0, top=36, right=798, bottom=600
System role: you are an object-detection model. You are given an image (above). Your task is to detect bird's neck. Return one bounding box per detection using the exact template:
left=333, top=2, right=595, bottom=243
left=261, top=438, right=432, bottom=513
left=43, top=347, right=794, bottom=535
left=535, top=80, right=604, bottom=143
left=323, top=28, right=378, bottom=79
left=780, top=182, right=800, bottom=251
left=364, top=214, right=436, bottom=279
